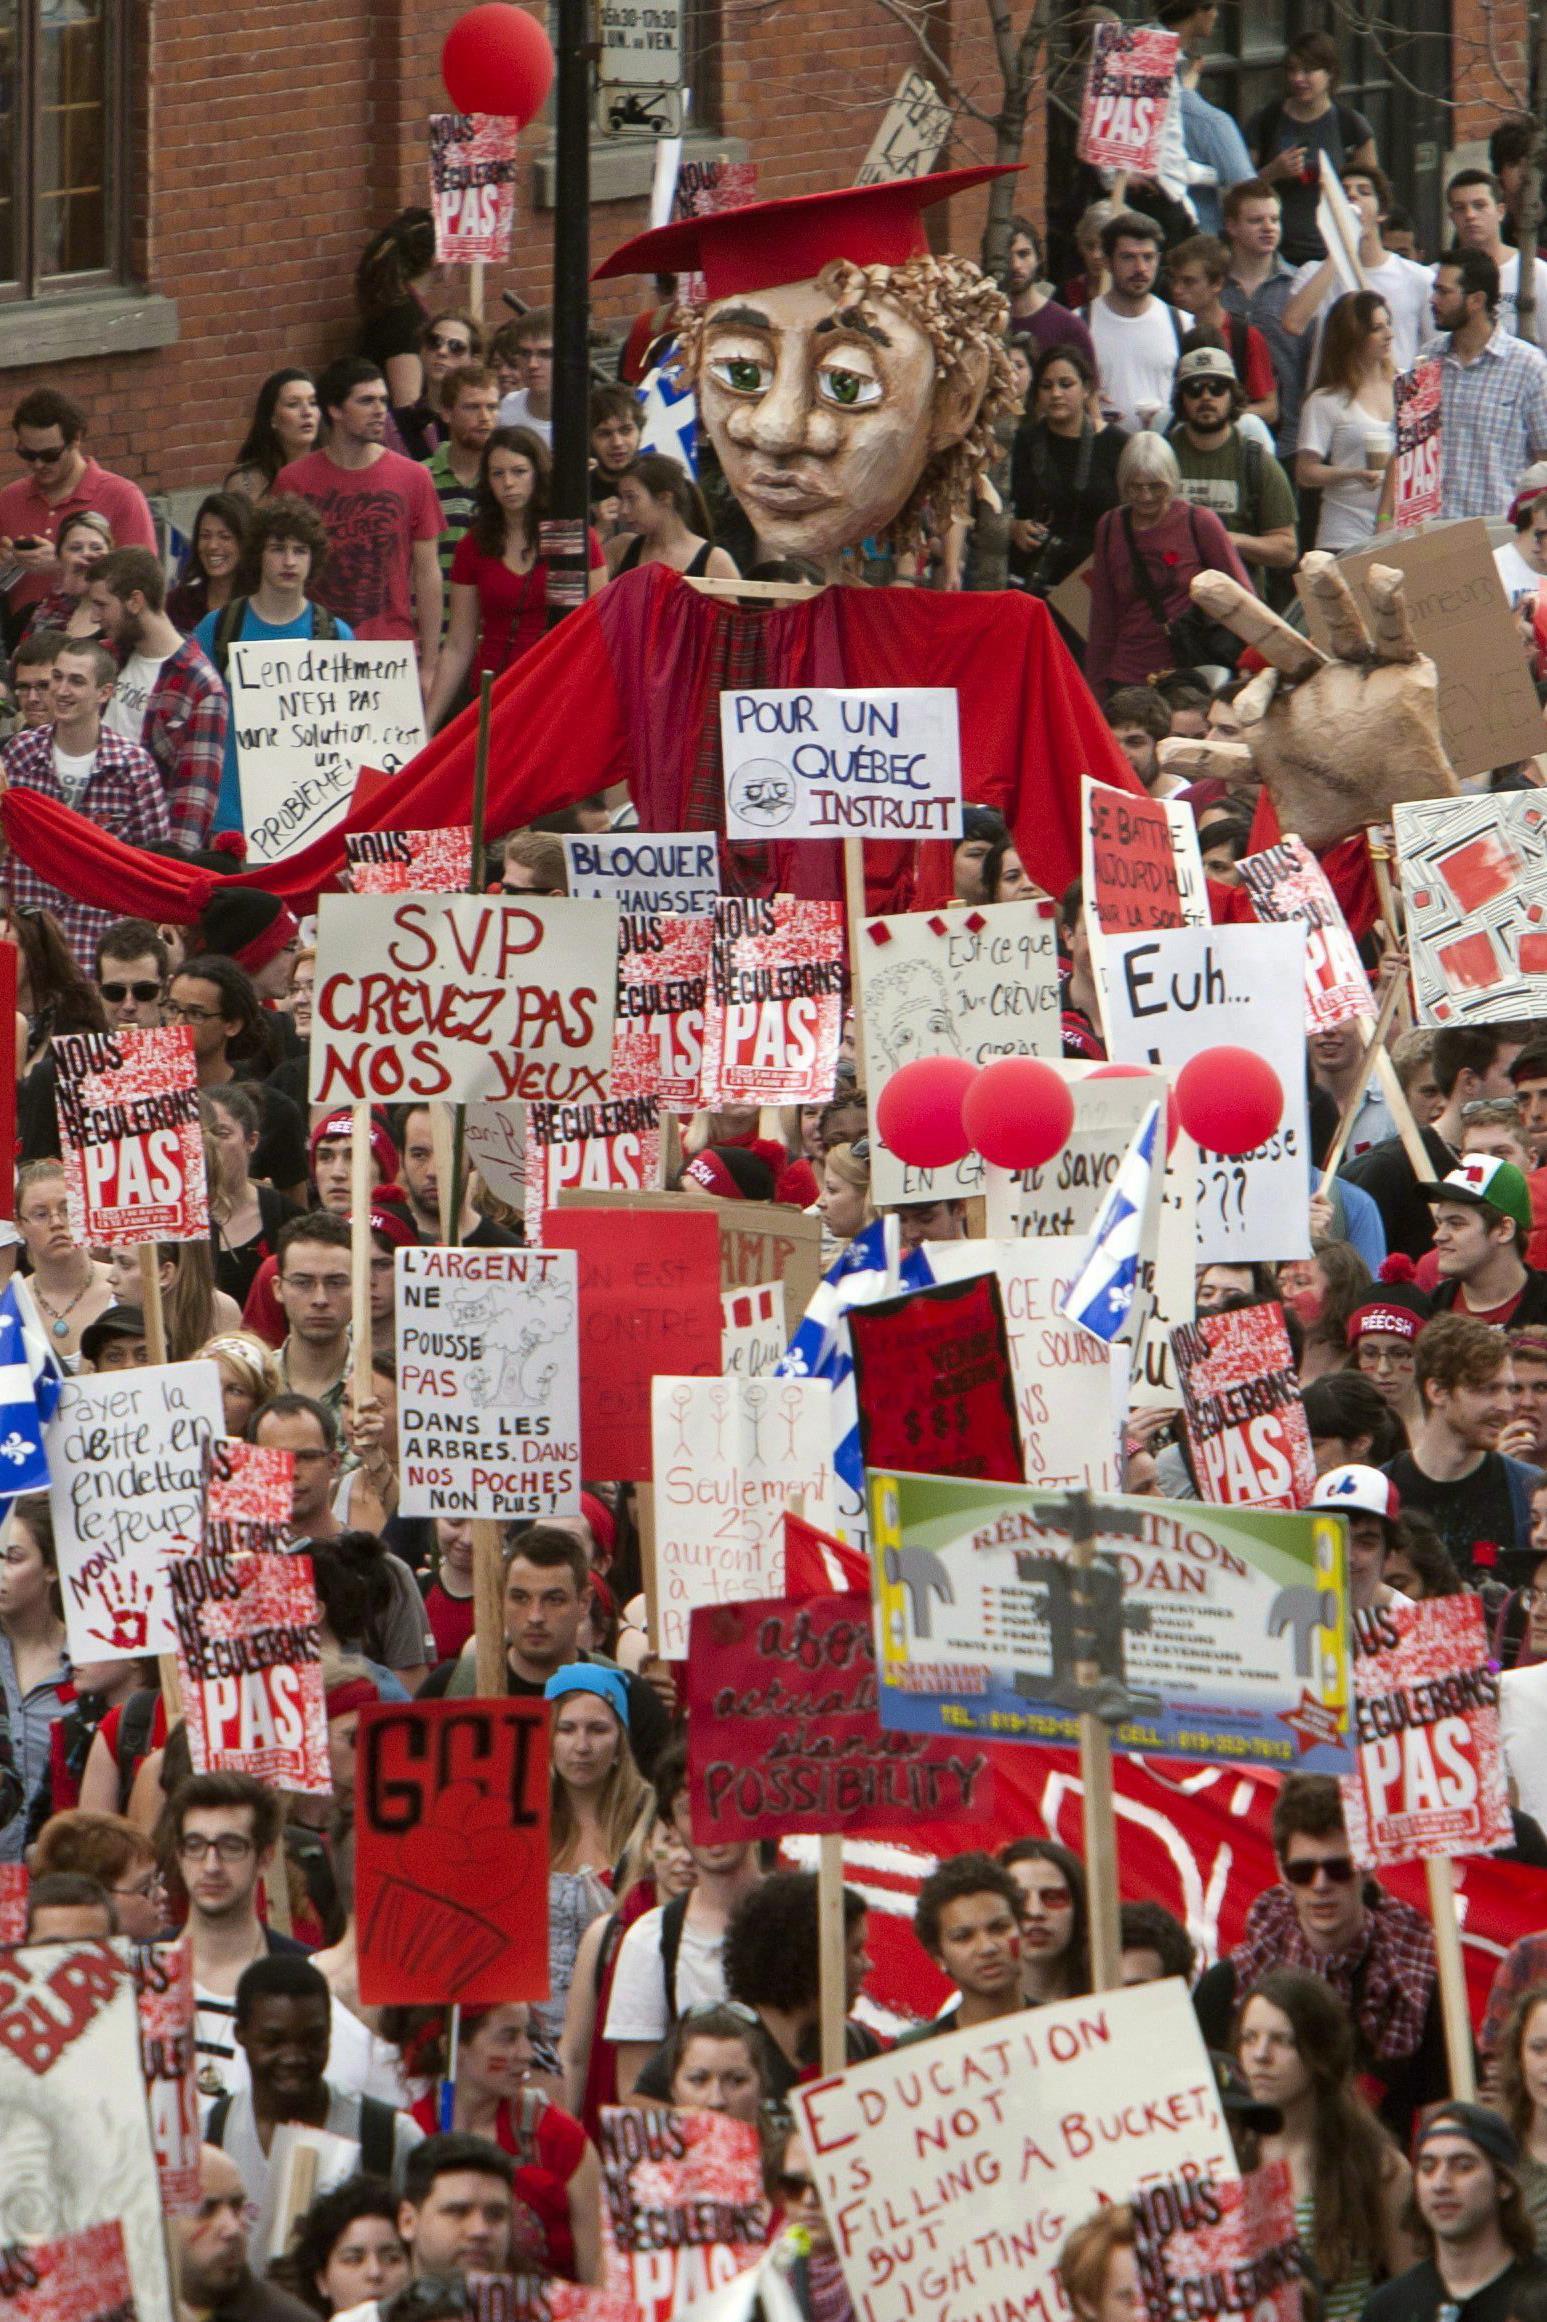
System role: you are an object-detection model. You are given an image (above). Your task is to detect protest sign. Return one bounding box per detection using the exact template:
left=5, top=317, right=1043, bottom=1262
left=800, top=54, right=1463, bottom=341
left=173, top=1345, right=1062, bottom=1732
left=524, top=1099, right=662, bottom=1246
left=345, top=827, right=472, bottom=894
left=355, top=1699, right=549, bottom=2005
left=471, top=2285, right=636, bottom=2322
left=230, top=639, right=428, bottom=865
left=1236, top=834, right=1374, bottom=1031
left=1303, top=519, right=1543, bottom=782
left=848, top=1272, right=1024, bottom=1485
left=930, top=1239, right=1125, bottom=1489
left=1076, top=23, right=1182, bottom=170
left=541, top=1204, right=722, bottom=1478
left=798, top=1979, right=1233, bottom=2322
left=1102, top=925, right=1311, bottom=1262
left=610, top=915, right=712, bottom=1109
left=650, top=1376, right=834, bottom=1657
left=984, top=1066, right=1165, bottom=1241
left=1082, top=775, right=1207, bottom=944
left=1171, top=1303, right=1316, bottom=1512
left=686, top=1590, right=992, bottom=1841
left=465, top=1102, right=527, bottom=1208
left=48, top=1359, right=224, bottom=1661
left=428, top=111, right=519, bottom=261
left=1394, top=794, right=1547, bottom=1022
left=856, top=67, right=954, bottom=184
left=203, top=1437, right=294, bottom=1555
left=0, top=1867, right=25, bottom=1944
left=397, top=1246, right=581, bottom=1518
left=868, top=1469, right=1352, bottom=1767
left=310, top=892, right=619, bottom=1106
left=0, top=1942, right=173, bottom=2317
left=1134, top=2159, right=1305, bottom=2322
left=599, top=2106, right=769, bottom=2322
left=0, top=2224, right=138, bottom=2322
left=702, top=899, right=845, bottom=1105
left=720, top=689, right=961, bottom=841
left=1316, top=150, right=1368, bottom=296
left=556, top=1186, right=824, bottom=1341
left=721, top=1281, right=783, bottom=1378
left=1129, top=1131, right=1198, bottom=1413
left=1394, top=358, right=1443, bottom=530
left=563, top=833, right=720, bottom=917
left=169, top=1546, right=329, bottom=1792
left=131, top=1936, right=200, bottom=2216
left=1341, top=1595, right=1512, bottom=1868
left=53, top=1026, right=207, bottom=1245
left=859, top=902, right=1059, bottom=1203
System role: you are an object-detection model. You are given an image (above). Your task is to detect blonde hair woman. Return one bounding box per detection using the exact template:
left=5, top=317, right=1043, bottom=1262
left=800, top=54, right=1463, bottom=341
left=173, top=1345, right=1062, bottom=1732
left=196, top=1330, right=284, bottom=1438
left=15, top=1160, right=113, bottom=1366
left=817, top=1140, right=874, bottom=1259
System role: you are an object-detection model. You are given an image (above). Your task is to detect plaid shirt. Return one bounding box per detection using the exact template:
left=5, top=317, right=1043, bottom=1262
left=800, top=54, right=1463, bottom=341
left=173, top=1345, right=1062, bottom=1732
left=1, top=722, right=169, bottom=963
left=1419, top=325, right=1547, bottom=521
left=138, top=636, right=228, bottom=850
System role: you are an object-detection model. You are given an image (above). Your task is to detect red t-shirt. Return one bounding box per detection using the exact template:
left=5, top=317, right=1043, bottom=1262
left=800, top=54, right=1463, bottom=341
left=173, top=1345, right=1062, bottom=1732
left=1240, top=323, right=1276, bottom=407
left=273, top=449, right=443, bottom=640
left=409, top=2089, right=587, bottom=2276
left=0, top=458, right=157, bottom=609
left=424, top=1577, right=476, bottom=1661
left=449, top=529, right=604, bottom=677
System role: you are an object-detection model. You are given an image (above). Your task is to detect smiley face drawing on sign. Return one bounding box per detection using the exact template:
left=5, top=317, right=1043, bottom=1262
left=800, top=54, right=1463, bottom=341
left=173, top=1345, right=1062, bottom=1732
left=726, top=761, right=796, bottom=829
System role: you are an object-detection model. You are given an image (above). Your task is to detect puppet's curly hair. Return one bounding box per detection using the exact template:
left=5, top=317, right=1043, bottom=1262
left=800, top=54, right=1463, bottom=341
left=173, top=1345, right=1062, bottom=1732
left=673, top=251, right=1014, bottom=554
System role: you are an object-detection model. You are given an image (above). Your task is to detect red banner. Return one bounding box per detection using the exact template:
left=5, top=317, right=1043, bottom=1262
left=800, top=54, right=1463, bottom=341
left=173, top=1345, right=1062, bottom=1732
left=541, top=1206, right=722, bottom=1478
left=849, top=1271, right=1023, bottom=1483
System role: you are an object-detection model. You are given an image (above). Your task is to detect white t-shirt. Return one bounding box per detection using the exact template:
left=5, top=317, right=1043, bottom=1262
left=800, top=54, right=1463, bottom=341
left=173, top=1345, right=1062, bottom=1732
left=496, top=387, right=553, bottom=444
left=1088, top=298, right=1183, bottom=432
left=1297, top=386, right=1394, bottom=551
left=1496, top=539, right=1543, bottom=604
left=601, top=1902, right=727, bottom=2043
left=1289, top=253, right=1432, bottom=375
left=213, top=2084, right=423, bottom=2206
left=195, top=1978, right=405, bottom=2109
left=103, top=648, right=171, bottom=746
left=51, top=742, right=95, bottom=810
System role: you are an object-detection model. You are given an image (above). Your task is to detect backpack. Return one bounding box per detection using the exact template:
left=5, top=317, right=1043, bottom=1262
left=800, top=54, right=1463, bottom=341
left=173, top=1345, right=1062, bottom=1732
left=206, top=2088, right=399, bottom=2178
left=659, top=1890, right=693, bottom=2019
left=1165, top=424, right=1267, bottom=538
left=1252, top=97, right=1369, bottom=176
left=1081, top=297, right=1187, bottom=356
left=114, top=1688, right=160, bottom=1809
left=210, top=595, right=340, bottom=676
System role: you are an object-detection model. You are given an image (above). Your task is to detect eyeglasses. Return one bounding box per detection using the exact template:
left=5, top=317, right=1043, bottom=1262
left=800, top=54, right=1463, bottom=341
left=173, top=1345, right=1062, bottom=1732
left=1357, top=1344, right=1414, bottom=1370
left=427, top=333, right=473, bottom=354
left=99, top=980, right=162, bottom=1004
left=776, top=2173, right=819, bottom=2202
left=112, top=1870, right=165, bottom=1900
left=15, top=444, right=65, bottom=463
left=1281, top=1854, right=1356, bottom=1887
left=164, top=998, right=223, bottom=1023
left=177, top=1832, right=255, bottom=1862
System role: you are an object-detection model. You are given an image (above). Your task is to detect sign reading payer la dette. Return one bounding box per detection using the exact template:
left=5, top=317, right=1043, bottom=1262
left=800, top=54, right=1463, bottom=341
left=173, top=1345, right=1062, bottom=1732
left=721, top=688, right=961, bottom=840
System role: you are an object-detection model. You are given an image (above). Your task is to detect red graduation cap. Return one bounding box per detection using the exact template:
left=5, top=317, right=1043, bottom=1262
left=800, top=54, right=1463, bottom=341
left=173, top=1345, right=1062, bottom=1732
left=592, top=163, right=1020, bottom=301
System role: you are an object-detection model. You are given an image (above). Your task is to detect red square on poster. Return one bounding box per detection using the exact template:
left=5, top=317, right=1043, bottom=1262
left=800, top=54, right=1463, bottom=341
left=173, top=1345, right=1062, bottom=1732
left=541, top=1205, right=722, bottom=1478
left=355, top=1700, right=550, bottom=2005
left=1435, top=831, right=1519, bottom=914
left=1436, top=925, right=1505, bottom=993
left=848, top=1272, right=1023, bottom=1484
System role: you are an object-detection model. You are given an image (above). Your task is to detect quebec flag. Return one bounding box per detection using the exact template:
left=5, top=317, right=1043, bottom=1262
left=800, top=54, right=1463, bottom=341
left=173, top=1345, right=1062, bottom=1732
left=776, top=1215, right=934, bottom=1527
left=635, top=355, right=698, bottom=474
left=1059, top=1099, right=1162, bottom=1343
left=0, top=1279, right=62, bottom=1504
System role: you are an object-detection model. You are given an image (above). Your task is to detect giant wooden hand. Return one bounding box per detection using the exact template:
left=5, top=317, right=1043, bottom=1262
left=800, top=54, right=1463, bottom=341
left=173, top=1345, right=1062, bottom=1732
left=1157, top=554, right=1460, bottom=850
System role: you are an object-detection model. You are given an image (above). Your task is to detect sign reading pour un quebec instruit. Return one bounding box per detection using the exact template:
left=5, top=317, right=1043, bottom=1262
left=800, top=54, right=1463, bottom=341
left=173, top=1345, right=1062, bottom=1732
left=720, top=688, right=962, bottom=840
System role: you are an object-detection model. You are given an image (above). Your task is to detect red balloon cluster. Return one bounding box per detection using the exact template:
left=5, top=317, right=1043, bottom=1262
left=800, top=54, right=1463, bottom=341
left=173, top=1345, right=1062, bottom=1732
left=1173, top=1046, right=1284, bottom=1157
left=442, top=4, right=555, bottom=121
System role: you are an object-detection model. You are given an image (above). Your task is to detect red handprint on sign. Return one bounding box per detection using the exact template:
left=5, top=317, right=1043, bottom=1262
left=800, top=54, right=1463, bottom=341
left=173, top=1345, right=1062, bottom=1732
left=88, top=1569, right=154, bottom=1653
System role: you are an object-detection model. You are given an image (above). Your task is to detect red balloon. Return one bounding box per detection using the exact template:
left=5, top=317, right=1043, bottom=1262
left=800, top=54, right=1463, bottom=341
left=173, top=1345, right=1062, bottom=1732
left=1174, top=1045, right=1284, bottom=1157
left=874, top=1057, right=979, bottom=1170
left=962, top=1057, right=1074, bottom=1170
left=442, top=5, right=555, bottom=123
left=1088, top=1062, right=1180, bottom=1156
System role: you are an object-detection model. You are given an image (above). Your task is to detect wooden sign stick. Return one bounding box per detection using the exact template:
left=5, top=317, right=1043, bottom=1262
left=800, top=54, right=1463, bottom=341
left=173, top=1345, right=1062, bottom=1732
left=138, top=1247, right=186, bottom=1723
left=1425, top=1856, right=1477, bottom=2098
left=818, top=1832, right=847, bottom=2075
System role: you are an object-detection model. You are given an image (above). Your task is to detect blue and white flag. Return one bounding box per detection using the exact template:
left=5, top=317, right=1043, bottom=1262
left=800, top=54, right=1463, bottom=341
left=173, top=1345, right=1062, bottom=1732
left=635, top=354, right=697, bottom=473
left=0, top=1278, right=62, bottom=1504
left=1059, top=1100, right=1162, bottom=1344
left=776, top=1215, right=934, bottom=1527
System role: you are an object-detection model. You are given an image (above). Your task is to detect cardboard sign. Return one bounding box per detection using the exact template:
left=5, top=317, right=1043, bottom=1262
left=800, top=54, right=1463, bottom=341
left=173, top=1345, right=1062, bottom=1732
left=1341, top=1595, right=1512, bottom=1868
left=686, top=1590, right=992, bottom=1841
left=1101, top=926, right=1311, bottom=1263
left=650, top=1375, right=834, bottom=1657
left=1135, top=2159, right=1305, bottom=2322
left=610, top=915, right=712, bottom=1108
left=859, top=902, right=1059, bottom=1203
left=355, top=1699, right=550, bottom=2005
left=563, top=833, right=720, bottom=917
left=169, top=1547, right=329, bottom=1793
left=598, top=2107, right=769, bottom=2322
left=230, top=639, right=428, bottom=865
left=429, top=111, right=519, bottom=262
left=0, top=2223, right=137, bottom=2322
left=202, top=1438, right=294, bottom=1556
left=132, top=1936, right=201, bottom=2216
left=720, top=1281, right=784, bottom=1378
left=541, top=1204, right=723, bottom=1478
left=345, top=827, right=472, bottom=894
left=523, top=1099, right=662, bottom=1246
left=1171, top=1303, right=1316, bottom=1512
left=397, top=1247, right=581, bottom=1519
left=702, top=898, right=844, bottom=1104
left=53, top=1026, right=208, bottom=1246
left=848, top=1272, right=1024, bottom=1485
left=1394, top=794, right=1547, bottom=1022
left=929, top=1240, right=1125, bottom=1489
left=1077, top=22, right=1182, bottom=171
left=1394, top=358, right=1443, bottom=530
left=1236, top=835, right=1374, bottom=1032
left=48, top=1360, right=224, bottom=1662
left=1082, top=775, right=1207, bottom=943
left=797, top=1980, right=1233, bottom=2322
left=984, top=1065, right=1166, bottom=1241
left=555, top=1186, right=824, bottom=1339
left=720, top=688, right=961, bottom=841
left=856, top=66, right=954, bottom=183
left=310, top=892, right=619, bottom=1106
left=1302, top=519, right=1545, bottom=783
left=0, top=1943, right=173, bottom=2318
left=465, top=1103, right=528, bottom=1208
left=868, top=1469, right=1352, bottom=1767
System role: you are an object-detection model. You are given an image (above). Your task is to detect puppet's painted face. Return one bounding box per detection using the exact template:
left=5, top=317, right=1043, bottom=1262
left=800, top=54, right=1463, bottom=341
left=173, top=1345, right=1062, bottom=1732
left=697, top=274, right=940, bottom=560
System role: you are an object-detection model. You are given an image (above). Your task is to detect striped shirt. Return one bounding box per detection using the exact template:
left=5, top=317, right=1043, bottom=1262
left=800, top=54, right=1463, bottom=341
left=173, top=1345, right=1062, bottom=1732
left=1418, top=324, right=1547, bottom=520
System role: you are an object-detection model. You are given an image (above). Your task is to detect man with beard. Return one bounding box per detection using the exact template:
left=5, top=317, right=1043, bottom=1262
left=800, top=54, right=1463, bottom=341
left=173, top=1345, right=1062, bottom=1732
left=89, top=545, right=228, bottom=851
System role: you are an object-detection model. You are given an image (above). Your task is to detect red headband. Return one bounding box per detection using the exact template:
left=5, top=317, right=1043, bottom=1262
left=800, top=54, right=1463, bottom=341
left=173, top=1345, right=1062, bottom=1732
left=325, top=1677, right=378, bottom=1720
left=236, top=903, right=301, bottom=976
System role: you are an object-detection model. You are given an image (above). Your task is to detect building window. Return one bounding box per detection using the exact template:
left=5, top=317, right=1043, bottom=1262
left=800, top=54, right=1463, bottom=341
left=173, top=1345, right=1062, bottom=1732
left=0, top=0, right=130, bottom=299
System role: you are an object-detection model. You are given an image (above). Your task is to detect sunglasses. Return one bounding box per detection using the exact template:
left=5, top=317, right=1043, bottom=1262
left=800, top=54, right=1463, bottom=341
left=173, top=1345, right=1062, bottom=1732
left=15, top=444, right=65, bottom=463
left=99, top=980, right=161, bottom=1004
left=1180, top=378, right=1230, bottom=397
left=428, top=333, right=472, bottom=354
left=1282, top=1855, right=1356, bottom=1887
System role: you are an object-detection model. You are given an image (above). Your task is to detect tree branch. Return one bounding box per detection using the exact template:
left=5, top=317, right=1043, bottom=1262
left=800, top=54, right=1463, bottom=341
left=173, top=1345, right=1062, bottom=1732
left=870, top=0, right=1000, bottom=124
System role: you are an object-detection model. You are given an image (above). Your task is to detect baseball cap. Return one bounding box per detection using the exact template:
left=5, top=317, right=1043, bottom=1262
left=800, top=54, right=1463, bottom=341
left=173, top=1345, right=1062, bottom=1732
left=1307, top=1464, right=1402, bottom=1524
left=1419, top=1154, right=1534, bottom=1236
left=1415, top=2101, right=1520, bottom=2173
left=1175, top=346, right=1236, bottom=387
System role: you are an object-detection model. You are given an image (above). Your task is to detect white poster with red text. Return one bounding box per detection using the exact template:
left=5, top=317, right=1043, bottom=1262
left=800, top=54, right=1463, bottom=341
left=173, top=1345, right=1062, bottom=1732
left=345, top=827, right=472, bottom=894
left=169, top=1547, right=330, bottom=1794
left=429, top=113, right=520, bottom=262
left=701, top=899, right=845, bottom=1105
left=1076, top=24, right=1181, bottom=172
left=1236, top=834, right=1374, bottom=1033
left=1341, top=1594, right=1512, bottom=1868
left=53, top=1026, right=208, bottom=1246
left=523, top=1100, right=662, bottom=1245
left=599, top=2106, right=769, bottom=2322
left=610, top=914, right=712, bottom=1109
left=1394, top=359, right=1443, bottom=530
left=1170, top=1303, right=1316, bottom=1511
left=132, top=1936, right=201, bottom=2216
